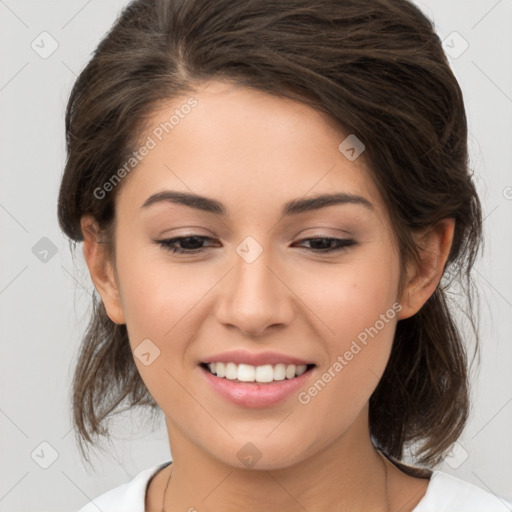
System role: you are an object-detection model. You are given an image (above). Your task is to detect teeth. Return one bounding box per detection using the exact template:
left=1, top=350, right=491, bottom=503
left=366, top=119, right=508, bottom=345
left=206, top=362, right=308, bottom=382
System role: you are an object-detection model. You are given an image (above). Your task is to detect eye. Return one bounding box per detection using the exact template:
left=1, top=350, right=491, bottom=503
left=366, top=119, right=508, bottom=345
left=155, top=235, right=218, bottom=254
left=155, top=235, right=356, bottom=255
left=294, top=237, right=357, bottom=253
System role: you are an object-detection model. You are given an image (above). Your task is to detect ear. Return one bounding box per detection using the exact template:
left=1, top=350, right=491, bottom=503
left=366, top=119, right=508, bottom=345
left=397, top=218, right=455, bottom=320
left=81, top=215, right=126, bottom=325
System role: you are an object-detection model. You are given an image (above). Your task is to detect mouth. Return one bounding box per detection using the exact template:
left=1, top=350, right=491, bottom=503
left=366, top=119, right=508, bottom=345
left=198, top=360, right=318, bottom=408
left=199, top=361, right=317, bottom=384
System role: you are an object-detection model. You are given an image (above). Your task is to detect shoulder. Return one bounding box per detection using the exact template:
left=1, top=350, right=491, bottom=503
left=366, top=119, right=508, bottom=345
left=77, top=460, right=172, bottom=512
left=413, top=470, right=512, bottom=512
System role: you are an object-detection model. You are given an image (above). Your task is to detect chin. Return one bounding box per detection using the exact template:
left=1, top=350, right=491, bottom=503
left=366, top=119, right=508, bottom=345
left=207, top=436, right=315, bottom=472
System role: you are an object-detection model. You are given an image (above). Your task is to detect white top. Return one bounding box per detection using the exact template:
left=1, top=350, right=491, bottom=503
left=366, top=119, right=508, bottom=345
left=77, top=460, right=512, bottom=512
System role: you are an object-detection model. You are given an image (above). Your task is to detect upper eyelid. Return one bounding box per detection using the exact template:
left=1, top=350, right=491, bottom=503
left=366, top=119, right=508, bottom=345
left=156, top=224, right=355, bottom=240
left=156, top=234, right=356, bottom=251
left=157, top=234, right=353, bottom=242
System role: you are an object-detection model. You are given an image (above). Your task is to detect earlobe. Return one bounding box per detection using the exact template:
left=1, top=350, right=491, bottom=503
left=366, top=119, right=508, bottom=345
left=397, top=218, right=455, bottom=320
left=81, top=216, right=126, bottom=325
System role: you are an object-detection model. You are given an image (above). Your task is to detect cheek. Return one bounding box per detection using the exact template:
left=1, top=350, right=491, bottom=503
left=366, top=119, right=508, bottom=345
left=295, top=253, right=400, bottom=419
left=114, top=248, right=213, bottom=409
left=300, top=249, right=400, bottom=341
left=115, top=243, right=208, bottom=344
left=297, top=253, right=398, bottom=366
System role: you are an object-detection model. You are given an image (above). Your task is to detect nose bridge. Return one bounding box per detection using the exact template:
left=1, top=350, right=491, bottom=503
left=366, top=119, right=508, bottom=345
left=216, top=236, right=293, bottom=335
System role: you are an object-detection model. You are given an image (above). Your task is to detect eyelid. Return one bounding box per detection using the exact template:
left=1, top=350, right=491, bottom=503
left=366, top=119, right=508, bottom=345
left=297, top=226, right=355, bottom=237
left=154, top=234, right=357, bottom=255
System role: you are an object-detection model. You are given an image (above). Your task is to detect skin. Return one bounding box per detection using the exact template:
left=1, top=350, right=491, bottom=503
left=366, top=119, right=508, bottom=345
left=82, top=79, right=455, bottom=512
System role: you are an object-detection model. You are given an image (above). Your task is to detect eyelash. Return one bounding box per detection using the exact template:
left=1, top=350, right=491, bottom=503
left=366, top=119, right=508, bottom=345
left=155, top=235, right=356, bottom=255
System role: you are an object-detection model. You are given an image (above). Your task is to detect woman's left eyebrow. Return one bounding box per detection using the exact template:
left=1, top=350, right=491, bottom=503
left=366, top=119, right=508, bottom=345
left=140, top=190, right=374, bottom=216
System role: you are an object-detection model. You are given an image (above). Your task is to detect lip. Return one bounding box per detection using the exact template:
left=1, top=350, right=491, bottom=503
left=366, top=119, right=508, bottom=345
left=199, top=364, right=316, bottom=408
left=200, top=349, right=314, bottom=366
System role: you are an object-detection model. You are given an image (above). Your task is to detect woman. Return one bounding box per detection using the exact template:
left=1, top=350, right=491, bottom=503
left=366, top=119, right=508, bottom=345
left=57, top=0, right=512, bottom=510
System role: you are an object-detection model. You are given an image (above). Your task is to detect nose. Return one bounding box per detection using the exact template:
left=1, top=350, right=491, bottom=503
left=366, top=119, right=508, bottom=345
left=215, top=247, right=295, bottom=337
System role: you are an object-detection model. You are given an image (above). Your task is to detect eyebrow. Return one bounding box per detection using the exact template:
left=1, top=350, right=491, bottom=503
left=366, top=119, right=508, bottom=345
left=140, top=190, right=374, bottom=216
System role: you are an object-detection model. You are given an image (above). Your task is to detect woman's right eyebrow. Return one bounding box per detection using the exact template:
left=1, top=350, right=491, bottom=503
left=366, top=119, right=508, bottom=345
left=140, top=190, right=375, bottom=217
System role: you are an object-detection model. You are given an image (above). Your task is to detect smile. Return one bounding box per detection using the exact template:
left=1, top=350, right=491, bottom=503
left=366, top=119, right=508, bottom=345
left=201, top=362, right=314, bottom=383
left=199, top=362, right=317, bottom=408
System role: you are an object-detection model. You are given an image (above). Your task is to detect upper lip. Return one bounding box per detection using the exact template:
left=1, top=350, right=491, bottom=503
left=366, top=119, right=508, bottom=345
left=201, top=349, right=314, bottom=367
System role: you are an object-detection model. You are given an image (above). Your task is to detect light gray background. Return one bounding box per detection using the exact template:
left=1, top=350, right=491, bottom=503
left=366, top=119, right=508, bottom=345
left=0, top=0, right=511, bottom=510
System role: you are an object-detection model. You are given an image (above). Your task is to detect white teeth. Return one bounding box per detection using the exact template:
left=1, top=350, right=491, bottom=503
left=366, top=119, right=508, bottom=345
left=273, top=363, right=286, bottom=381
left=206, top=362, right=309, bottom=382
left=225, top=362, right=238, bottom=380
left=285, top=364, right=296, bottom=379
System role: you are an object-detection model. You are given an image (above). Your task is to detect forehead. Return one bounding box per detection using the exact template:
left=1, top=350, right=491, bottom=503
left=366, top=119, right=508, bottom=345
left=116, top=80, right=386, bottom=219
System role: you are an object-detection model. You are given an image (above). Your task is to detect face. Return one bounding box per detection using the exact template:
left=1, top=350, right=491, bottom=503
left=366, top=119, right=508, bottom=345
left=95, top=80, right=408, bottom=469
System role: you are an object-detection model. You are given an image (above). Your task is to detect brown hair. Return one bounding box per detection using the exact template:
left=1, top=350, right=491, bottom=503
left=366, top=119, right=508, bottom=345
left=58, top=0, right=482, bottom=471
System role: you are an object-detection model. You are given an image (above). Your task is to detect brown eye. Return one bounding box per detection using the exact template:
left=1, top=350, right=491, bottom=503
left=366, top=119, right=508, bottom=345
left=295, top=237, right=357, bottom=253
left=156, top=235, right=217, bottom=254
left=155, top=236, right=357, bottom=255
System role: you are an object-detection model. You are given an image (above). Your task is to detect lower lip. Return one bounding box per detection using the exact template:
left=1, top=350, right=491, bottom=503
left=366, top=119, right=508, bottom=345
left=199, top=365, right=316, bottom=408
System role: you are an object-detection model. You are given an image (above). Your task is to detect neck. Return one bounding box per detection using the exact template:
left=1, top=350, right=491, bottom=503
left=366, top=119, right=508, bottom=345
left=161, top=407, right=391, bottom=512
